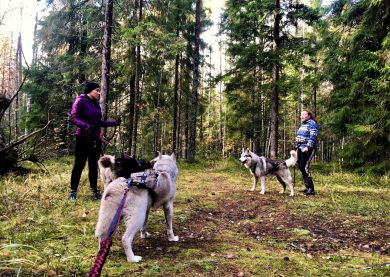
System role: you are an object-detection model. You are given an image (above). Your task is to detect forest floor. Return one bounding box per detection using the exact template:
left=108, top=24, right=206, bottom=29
left=0, top=157, right=389, bottom=276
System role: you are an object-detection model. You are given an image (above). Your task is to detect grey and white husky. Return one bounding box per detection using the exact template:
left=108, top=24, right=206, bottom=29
left=239, top=149, right=297, bottom=196
left=95, top=153, right=179, bottom=263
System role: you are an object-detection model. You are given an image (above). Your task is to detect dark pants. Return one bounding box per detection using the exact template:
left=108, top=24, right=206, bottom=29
left=70, top=135, right=102, bottom=192
left=297, top=147, right=315, bottom=179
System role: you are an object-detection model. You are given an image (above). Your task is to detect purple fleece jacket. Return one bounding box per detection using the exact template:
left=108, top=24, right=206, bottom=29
left=70, top=94, right=117, bottom=139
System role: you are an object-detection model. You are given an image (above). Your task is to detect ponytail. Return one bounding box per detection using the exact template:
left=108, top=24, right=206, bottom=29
left=303, top=109, right=317, bottom=123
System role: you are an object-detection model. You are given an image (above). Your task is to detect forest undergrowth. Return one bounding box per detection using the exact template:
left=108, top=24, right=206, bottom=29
left=0, top=157, right=389, bottom=276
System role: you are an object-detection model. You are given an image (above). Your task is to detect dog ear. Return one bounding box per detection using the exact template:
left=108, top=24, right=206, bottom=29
left=170, top=152, right=176, bottom=161
left=158, top=151, right=162, bottom=160
left=245, top=148, right=250, bottom=153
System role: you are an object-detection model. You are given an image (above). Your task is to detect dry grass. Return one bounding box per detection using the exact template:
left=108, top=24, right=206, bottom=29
left=0, top=157, right=389, bottom=276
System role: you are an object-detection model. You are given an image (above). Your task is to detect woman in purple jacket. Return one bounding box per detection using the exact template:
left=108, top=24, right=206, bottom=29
left=69, top=82, right=120, bottom=201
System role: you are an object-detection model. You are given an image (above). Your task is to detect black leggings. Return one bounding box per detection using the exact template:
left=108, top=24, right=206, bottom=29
left=297, top=147, right=316, bottom=179
left=70, top=135, right=102, bottom=191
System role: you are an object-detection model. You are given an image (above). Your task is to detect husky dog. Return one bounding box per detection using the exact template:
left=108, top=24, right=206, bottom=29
left=95, top=153, right=179, bottom=262
left=98, top=154, right=153, bottom=188
left=239, top=149, right=297, bottom=196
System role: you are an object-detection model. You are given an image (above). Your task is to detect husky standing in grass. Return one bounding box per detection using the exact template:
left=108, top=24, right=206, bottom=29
left=239, top=149, right=297, bottom=196
left=94, top=153, right=179, bottom=263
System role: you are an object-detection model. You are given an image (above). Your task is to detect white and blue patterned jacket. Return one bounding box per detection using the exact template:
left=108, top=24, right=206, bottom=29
left=296, top=119, right=318, bottom=150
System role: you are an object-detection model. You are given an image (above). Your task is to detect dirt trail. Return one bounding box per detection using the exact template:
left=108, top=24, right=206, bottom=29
left=180, top=172, right=390, bottom=256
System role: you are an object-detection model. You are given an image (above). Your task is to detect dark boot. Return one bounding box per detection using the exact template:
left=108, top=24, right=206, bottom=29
left=299, top=178, right=309, bottom=193
left=304, top=177, right=315, bottom=196
left=91, top=188, right=102, bottom=200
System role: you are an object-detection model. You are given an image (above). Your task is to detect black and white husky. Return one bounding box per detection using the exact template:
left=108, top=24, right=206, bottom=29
left=239, top=149, right=297, bottom=196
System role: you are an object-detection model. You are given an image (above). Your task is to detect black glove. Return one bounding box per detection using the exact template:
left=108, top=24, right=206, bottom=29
left=116, top=117, right=122, bottom=126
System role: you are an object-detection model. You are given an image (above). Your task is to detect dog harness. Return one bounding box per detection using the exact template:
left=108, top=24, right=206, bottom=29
left=129, top=171, right=159, bottom=206
left=267, top=159, right=285, bottom=174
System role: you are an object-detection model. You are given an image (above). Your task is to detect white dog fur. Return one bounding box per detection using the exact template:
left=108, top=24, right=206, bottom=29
left=95, top=153, right=179, bottom=262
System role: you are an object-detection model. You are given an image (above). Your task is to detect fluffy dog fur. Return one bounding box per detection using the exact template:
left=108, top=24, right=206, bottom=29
left=98, top=154, right=153, bottom=189
left=239, top=149, right=297, bottom=196
left=94, top=153, right=179, bottom=262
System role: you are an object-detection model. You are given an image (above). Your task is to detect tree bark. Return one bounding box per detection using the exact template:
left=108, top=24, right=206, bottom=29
left=131, top=0, right=143, bottom=157
left=188, top=0, right=201, bottom=161
left=100, top=0, right=114, bottom=121
left=218, top=38, right=223, bottom=155
left=270, top=0, right=280, bottom=159
left=153, top=69, right=163, bottom=156
left=172, top=49, right=179, bottom=154
left=15, top=33, right=22, bottom=138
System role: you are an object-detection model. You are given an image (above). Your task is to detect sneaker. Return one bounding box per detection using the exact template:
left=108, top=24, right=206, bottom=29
left=70, top=190, right=77, bottom=201
left=92, top=188, right=102, bottom=200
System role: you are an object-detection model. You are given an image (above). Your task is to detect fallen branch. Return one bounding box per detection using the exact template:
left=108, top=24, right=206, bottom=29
left=0, top=121, right=51, bottom=155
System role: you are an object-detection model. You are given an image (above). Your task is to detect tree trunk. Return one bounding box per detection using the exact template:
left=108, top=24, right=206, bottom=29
left=172, top=51, right=179, bottom=154
left=100, top=0, right=114, bottom=122
left=153, top=69, right=163, bottom=156
left=32, top=12, right=38, bottom=65
left=270, top=0, right=280, bottom=159
left=207, top=46, right=212, bottom=156
left=188, top=0, right=201, bottom=161
left=184, top=93, right=189, bottom=159
left=15, top=33, right=22, bottom=139
left=177, top=53, right=183, bottom=158
left=131, top=0, right=143, bottom=157
left=218, top=38, right=223, bottom=155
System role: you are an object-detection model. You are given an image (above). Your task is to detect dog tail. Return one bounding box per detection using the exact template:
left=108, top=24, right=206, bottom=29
left=285, top=150, right=297, bottom=167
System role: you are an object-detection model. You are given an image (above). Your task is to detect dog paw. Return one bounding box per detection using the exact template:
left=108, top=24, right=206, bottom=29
left=249, top=188, right=255, bottom=192
left=289, top=193, right=294, bottom=197
left=128, top=256, right=142, bottom=263
left=141, top=232, right=151, bottom=239
left=260, top=191, right=265, bottom=194
left=279, top=190, right=285, bottom=194
left=168, top=235, right=179, bottom=242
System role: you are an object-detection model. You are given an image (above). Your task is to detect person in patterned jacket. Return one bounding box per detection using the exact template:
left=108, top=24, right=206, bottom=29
left=69, top=81, right=121, bottom=201
left=296, top=109, right=318, bottom=196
